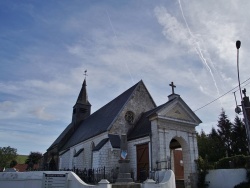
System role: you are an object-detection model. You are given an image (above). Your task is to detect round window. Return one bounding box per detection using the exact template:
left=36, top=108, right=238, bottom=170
left=125, top=111, right=134, bottom=124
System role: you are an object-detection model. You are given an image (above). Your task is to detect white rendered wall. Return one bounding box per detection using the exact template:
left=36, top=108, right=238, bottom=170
left=0, top=171, right=111, bottom=188
left=93, top=141, right=120, bottom=173
left=154, top=118, right=198, bottom=187
left=59, top=132, right=108, bottom=170
left=206, top=169, right=247, bottom=188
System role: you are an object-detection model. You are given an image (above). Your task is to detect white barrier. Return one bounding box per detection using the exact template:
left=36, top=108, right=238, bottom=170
left=206, top=169, right=247, bottom=188
left=142, top=170, right=176, bottom=188
left=0, top=171, right=111, bottom=188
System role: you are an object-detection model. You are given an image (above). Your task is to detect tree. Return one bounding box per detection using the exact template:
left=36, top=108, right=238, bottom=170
left=9, top=160, right=17, bottom=168
left=25, top=152, right=43, bottom=170
left=197, top=129, right=208, bottom=160
left=231, top=116, right=248, bottom=155
left=197, top=128, right=225, bottom=164
left=217, top=109, right=233, bottom=157
left=0, top=146, right=17, bottom=168
left=207, top=127, right=225, bottom=162
left=25, top=152, right=43, bottom=165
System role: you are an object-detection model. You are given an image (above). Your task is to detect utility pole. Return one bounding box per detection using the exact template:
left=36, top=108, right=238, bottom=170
left=235, top=40, right=250, bottom=153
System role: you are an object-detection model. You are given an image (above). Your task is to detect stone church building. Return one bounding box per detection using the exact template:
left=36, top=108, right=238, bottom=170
left=46, top=79, right=201, bottom=186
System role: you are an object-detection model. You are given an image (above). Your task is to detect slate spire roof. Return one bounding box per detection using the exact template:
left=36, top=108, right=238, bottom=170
left=55, top=81, right=142, bottom=151
left=76, top=79, right=90, bottom=105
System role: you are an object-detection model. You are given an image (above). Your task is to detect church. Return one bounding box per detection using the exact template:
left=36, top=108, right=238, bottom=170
left=46, top=78, right=202, bottom=186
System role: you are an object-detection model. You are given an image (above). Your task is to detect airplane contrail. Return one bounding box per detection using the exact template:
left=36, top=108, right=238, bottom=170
left=105, top=10, right=135, bottom=84
left=178, top=0, right=221, bottom=102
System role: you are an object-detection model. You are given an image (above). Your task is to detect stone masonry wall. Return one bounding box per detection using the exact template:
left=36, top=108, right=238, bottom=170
left=110, top=82, right=155, bottom=135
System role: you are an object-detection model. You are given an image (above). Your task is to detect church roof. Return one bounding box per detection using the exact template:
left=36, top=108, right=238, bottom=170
left=60, top=81, right=141, bottom=151
left=48, top=122, right=73, bottom=150
left=93, top=134, right=120, bottom=151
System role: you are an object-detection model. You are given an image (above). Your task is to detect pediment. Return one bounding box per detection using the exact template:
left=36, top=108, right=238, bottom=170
left=156, top=99, right=201, bottom=125
left=163, top=104, right=193, bottom=122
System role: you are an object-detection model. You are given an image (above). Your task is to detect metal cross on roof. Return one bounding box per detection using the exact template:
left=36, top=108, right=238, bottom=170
left=169, top=81, right=176, bottom=94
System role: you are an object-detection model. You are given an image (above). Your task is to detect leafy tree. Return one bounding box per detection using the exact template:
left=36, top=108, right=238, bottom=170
left=0, top=146, right=17, bottom=168
left=25, top=152, right=43, bottom=165
left=217, top=109, right=233, bottom=157
left=9, top=160, right=17, bottom=168
left=231, top=116, right=248, bottom=155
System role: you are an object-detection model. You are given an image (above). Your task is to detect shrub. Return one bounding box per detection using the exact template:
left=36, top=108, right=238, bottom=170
left=215, top=155, right=248, bottom=169
left=196, top=157, right=209, bottom=188
left=234, top=182, right=250, bottom=188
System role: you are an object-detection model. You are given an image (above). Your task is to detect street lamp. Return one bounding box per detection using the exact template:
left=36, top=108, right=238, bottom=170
left=235, top=40, right=250, bottom=153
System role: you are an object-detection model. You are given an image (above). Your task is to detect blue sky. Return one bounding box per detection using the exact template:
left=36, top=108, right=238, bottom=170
left=1, top=0, right=250, bottom=155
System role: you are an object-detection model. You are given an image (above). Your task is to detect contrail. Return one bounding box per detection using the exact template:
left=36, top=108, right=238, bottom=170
left=178, top=0, right=221, bottom=102
left=106, top=10, right=117, bottom=39
left=105, top=10, right=135, bottom=84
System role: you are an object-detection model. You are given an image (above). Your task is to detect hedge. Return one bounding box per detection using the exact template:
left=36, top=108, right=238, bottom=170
left=214, top=155, right=250, bottom=169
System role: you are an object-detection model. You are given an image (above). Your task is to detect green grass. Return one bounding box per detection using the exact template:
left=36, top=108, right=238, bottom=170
left=16, top=155, right=28, bottom=164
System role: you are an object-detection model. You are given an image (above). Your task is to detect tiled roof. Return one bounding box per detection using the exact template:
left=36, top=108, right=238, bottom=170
left=60, top=81, right=141, bottom=151
left=14, top=164, right=39, bottom=172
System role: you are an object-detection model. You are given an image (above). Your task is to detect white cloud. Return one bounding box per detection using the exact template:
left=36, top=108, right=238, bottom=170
left=29, top=106, right=55, bottom=120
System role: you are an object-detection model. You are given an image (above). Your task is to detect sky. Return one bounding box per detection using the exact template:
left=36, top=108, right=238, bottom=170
left=1, top=0, right=250, bottom=155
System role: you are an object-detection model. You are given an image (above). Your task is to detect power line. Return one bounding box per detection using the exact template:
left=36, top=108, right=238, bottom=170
left=194, top=77, right=250, bottom=112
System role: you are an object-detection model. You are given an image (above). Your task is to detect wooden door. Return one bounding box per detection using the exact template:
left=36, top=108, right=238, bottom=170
left=174, top=149, right=184, bottom=180
left=136, top=143, right=149, bottom=182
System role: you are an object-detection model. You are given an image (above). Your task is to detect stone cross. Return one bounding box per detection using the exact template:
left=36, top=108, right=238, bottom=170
left=169, top=81, right=176, bottom=94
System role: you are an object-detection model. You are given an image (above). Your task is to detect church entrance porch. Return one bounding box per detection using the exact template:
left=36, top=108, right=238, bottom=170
left=170, top=139, right=184, bottom=180
left=170, top=138, right=185, bottom=188
left=136, top=143, right=149, bottom=182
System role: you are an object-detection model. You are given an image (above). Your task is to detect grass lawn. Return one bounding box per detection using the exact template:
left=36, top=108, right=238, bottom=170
left=16, top=155, right=28, bottom=164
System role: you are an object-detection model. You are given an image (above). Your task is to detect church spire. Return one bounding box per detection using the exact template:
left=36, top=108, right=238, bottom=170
left=76, top=79, right=89, bottom=105
left=72, top=72, right=91, bottom=125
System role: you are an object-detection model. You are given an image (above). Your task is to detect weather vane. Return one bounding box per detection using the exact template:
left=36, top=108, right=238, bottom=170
left=84, top=70, right=88, bottom=79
